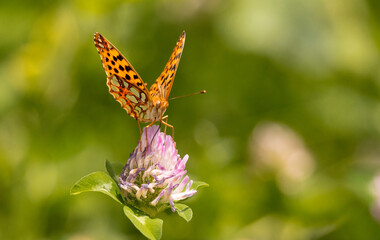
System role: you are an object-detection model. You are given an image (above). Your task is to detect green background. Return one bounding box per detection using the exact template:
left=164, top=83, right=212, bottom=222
left=1, top=0, right=380, bottom=239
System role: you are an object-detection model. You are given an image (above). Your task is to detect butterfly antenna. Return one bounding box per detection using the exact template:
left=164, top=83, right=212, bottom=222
left=169, top=90, right=206, bottom=101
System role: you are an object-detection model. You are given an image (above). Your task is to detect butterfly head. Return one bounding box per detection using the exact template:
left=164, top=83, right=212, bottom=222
left=150, top=96, right=168, bottom=120
left=153, top=96, right=168, bottom=110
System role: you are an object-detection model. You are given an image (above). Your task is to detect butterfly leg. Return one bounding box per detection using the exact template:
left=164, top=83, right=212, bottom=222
left=161, top=115, right=169, bottom=134
left=137, top=121, right=142, bottom=136
left=161, top=119, right=174, bottom=139
left=146, top=121, right=157, bottom=128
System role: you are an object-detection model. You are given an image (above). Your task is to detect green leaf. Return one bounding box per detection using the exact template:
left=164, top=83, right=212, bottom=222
left=112, top=161, right=124, bottom=174
left=123, top=205, right=163, bottom=240
left=105, top=159, right=116, bottom=181
left=174, top=203, right=193, bottom=222
left=105, top=160, right=124, bottom=183
left=70, top=171, right=123, bottom=204
left=191, top=181, right=209, bottom=190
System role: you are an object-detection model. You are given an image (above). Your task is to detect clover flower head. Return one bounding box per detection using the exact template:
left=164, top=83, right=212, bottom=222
left=119, top=126, right=196, bottom=213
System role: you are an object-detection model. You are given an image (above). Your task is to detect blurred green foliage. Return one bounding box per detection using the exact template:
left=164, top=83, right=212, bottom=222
left=1, top=0, right=380, bottom=239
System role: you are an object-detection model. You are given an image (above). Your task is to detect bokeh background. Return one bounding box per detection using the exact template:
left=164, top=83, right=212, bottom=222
left=1, top=0, right=380, bottom=239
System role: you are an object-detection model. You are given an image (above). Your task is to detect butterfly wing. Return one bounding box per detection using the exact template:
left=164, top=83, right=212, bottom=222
left=150, top=31, right=186, bottom=100
left=94, top=32, right=152, bottom=122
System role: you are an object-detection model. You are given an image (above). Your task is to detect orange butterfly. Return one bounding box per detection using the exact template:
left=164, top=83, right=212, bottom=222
left=94, top=31, right=186, bottom=135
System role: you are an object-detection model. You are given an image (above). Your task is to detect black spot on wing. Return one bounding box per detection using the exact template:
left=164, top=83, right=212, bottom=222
left=164, top=80, right=172, bottom=88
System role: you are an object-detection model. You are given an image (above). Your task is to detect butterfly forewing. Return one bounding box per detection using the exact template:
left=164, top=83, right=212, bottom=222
left=94, top=33, right=152, bottom=121
left=150, top=31, right=186, bottom=100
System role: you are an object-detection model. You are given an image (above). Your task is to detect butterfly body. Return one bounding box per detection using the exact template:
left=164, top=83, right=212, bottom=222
left=94, top=32, right=185, bottom=129
left=144, top=96, right=168, bottom=123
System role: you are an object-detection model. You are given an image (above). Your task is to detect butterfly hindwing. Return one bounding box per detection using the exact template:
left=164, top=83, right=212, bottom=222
left=150, top=31, right=186, bottom=100
left=106, top=75, right=151, bottom=121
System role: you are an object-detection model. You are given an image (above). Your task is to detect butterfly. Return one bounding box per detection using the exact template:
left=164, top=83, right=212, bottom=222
left=94, top=31, right=186, bottom=135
